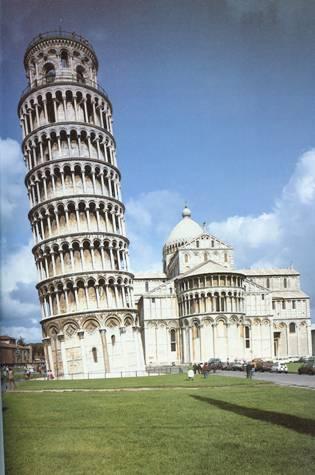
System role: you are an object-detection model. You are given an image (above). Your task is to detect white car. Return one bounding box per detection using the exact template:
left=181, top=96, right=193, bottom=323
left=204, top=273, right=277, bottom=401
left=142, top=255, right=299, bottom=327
left=271, top=362, right=288, bottom=373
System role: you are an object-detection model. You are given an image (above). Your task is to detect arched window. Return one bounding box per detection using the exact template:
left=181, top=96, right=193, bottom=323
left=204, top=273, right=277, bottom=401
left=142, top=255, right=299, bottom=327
left=224, top=252, right=228, bottom=262
left=111, top=335, right=116, bottom=345
left=43, top=63, right=56, bottom=84
left=60, top=51, right=69, bottom=68
left=92, top=347, right=98, bottom=362
left=284, top=278, right=287, bottom=289
left=76, top=65, right=85, bottom=83
left=145, top=281, right=149, bottom=292
left=245, top=326, right=250, bottom=348
left=289, top=322, right=296, bottom=333
left=215, top=294, right=220, bottom=312
left=196, top=240, right=200, bottom=248
left=266, top=278, right=270, bottom=288
left=170, top=329, right=176, bottom=352
left=184, top=254, right=189, bottom=263
left=193, top=321, right=200, bottom=338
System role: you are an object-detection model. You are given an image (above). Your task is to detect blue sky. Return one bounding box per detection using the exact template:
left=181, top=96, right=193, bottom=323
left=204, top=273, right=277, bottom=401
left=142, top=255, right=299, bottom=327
left=1, top=0, right=315, bottom=341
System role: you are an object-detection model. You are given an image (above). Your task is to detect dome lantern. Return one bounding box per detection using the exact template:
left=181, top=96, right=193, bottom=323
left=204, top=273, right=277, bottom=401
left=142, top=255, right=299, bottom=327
left=182, top=206, right=191, bottom=218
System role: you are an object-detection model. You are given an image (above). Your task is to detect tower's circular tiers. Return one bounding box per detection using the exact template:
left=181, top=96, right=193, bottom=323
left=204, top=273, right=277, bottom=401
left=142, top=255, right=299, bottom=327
left=19, top=32, right=135, bottom=328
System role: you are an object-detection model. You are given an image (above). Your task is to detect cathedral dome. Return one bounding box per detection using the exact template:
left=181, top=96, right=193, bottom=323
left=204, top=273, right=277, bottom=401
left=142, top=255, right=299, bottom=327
left=165, top=207, right=203, bottom=247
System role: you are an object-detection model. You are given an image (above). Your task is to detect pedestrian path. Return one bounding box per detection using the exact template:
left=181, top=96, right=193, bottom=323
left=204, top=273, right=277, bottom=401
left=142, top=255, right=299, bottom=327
left=218, top=370, right=315, bottom=390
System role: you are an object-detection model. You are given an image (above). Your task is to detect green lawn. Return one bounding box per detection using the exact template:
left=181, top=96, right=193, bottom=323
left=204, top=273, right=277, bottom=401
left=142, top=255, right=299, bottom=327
left=14, top=373, right=267, bottom=391
left=3, top=375, right=315, bottom=475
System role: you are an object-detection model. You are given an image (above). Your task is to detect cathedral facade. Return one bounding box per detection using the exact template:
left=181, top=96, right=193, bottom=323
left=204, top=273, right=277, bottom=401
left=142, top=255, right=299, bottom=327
left=134, top=207, right=312, bottom=366
left=19, top=32, right=311, bottom=377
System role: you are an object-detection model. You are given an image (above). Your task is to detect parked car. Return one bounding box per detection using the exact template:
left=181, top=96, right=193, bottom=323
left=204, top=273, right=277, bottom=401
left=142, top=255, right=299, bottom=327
left=298, top=362, right=315, bottom=375
left=231, top=360, right=246, bottom=371
left=207, top=358, right=223, bottom=371
left=271, top=362, right=288, bottom=374
left=221, top=361, right=231, bottom=370
left=253, top=359, right=273, bottom=372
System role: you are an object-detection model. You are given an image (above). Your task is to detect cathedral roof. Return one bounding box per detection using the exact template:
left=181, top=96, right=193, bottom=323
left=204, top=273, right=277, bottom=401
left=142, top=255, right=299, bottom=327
left=240, top=268, right=299, bottom=276
left=271, top=290, right=309, bottom=299
left=165, top=207, right=203, bottom=247
left=180, top=260, right=242, bottom=278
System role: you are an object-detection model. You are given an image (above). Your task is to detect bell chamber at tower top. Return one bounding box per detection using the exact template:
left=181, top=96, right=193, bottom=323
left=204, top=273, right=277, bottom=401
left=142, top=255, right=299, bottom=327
left=18, top=32, right=116, bottom=168
left=19, top=31, right=112, bottom=126
left=22, top=31, right=103, bottom=93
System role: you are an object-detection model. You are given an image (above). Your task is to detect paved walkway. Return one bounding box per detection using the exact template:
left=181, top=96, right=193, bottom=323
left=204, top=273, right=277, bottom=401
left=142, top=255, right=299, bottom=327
left=217, top=370, right=315, bottom=389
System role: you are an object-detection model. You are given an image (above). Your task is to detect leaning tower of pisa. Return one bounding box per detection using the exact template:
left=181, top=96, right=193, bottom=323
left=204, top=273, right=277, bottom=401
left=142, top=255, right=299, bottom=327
left=18, top=31, right=145, bottom=378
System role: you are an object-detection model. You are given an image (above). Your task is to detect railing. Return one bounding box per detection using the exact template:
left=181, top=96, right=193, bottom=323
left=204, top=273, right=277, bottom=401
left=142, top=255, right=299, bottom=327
left=25, top=30, right=96, bottom=55
left=20, top=73, right=109, bottom=101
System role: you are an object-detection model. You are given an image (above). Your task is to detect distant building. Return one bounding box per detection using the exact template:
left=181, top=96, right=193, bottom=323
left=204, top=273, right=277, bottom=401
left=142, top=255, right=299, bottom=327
left=0, top=336, right=17, bottom=365
left=0, top=336, right=32, bottom=365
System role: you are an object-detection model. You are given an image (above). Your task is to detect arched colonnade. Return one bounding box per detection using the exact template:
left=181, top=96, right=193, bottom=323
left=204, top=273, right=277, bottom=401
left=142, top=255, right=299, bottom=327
left=30, top=198, right=126, bottom=243
left=27, top=160, right=121, bottom=207
left=38, top=274, right=134, bottom=319
left=23, top=126, right=116, bottom=171
left=19, top=88, right=112, bottom=139
left=34, top=236, right=129, bottom=280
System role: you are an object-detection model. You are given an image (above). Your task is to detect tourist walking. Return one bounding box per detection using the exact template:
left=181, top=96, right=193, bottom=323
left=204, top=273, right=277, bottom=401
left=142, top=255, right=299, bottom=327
left=202, top=362, right=209, bottom=379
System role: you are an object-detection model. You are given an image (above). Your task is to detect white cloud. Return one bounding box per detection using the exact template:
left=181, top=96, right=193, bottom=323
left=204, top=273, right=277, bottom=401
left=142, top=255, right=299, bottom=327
left=282, top=149, right=315, bottom=205
left=1, top=239, right=37, bottom=293
left=125, top=190, right=183, bottom=272
left=0, top=238, right=39, bottom=342
left=0, top=137, right=25, bottom=221
left=0, top=137, right=23, bottom=173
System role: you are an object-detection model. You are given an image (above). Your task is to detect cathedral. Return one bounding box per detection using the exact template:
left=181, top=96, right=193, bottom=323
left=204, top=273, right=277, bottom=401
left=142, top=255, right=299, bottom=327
left=134, top=206, right=312, bottom=366
left=18, top=32, right=312, bottom=378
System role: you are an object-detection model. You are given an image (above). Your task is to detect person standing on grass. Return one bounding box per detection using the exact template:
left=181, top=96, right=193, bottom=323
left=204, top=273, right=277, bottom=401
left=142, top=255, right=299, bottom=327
left=187, top=368, right=194, bottom=381
left=246, top=362, right=252, bottom=379
left=8, top=368, right=16, bottom=390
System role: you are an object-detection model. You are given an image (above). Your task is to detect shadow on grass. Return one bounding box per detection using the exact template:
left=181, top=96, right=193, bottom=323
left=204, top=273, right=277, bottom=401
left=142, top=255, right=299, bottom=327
left=191, top=395, right=315, bottom=437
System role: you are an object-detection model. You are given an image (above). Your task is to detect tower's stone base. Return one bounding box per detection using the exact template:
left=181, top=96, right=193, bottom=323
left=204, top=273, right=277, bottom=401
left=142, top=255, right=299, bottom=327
left=42, top=310, right=145, bottom=378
